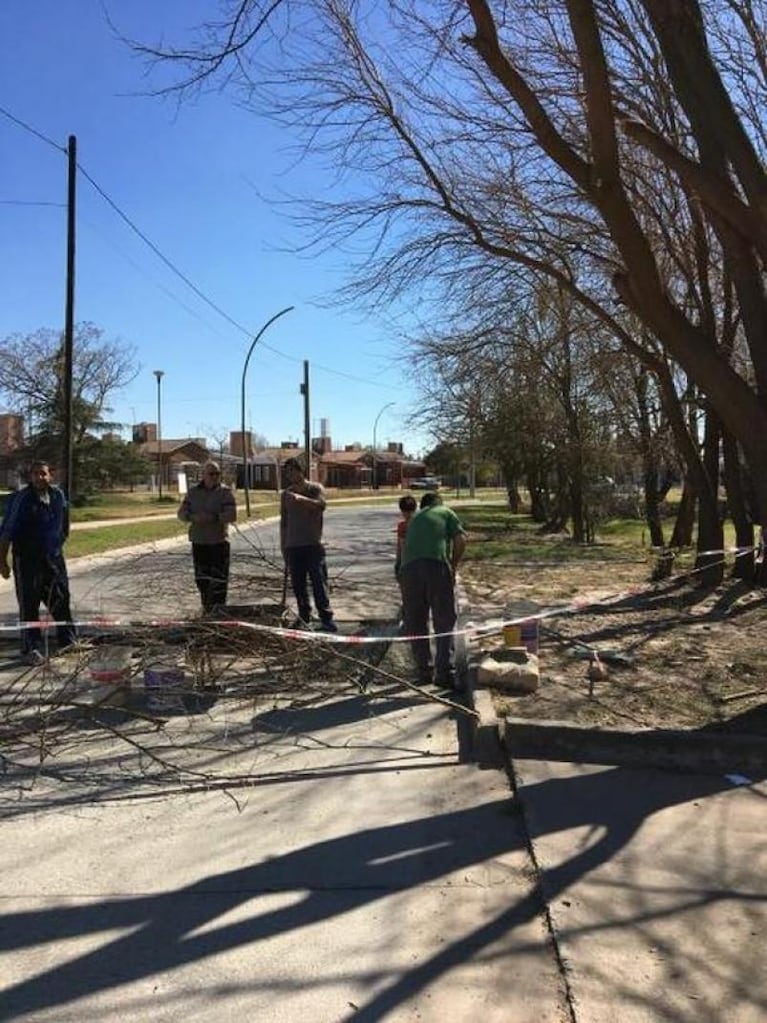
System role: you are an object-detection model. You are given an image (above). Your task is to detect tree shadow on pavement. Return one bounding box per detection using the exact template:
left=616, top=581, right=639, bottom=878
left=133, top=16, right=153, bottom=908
left=2, top=766, right=764, bottom=1020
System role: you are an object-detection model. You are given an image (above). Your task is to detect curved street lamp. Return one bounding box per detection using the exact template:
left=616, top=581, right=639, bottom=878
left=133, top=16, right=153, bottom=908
left=372, top=401, right=395, bottom=491
left=241, top=306, right=295, bottom=516
left=153, top=369, right=164, bottom=500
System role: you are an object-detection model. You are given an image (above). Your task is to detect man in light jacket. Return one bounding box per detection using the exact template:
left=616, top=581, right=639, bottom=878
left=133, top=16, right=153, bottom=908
left=178, top=461, right=237, bottom=613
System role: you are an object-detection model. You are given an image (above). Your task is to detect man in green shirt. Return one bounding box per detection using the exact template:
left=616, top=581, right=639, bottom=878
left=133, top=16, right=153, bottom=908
left=399, top=492, right=466, bottom=688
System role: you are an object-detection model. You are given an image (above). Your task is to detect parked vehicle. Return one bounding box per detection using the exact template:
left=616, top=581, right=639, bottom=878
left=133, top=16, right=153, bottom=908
left=409, top=476, right=441, bottom=490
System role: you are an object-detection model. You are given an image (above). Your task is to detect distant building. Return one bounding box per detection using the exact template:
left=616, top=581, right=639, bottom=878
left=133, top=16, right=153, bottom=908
left=136, top=429, right=211, bottom=488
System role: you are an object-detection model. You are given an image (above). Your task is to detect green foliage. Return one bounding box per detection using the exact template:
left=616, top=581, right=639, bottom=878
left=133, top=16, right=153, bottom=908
left=457, top=502, right=653, bottom=565
left=0, top=322, right=139, bottom=499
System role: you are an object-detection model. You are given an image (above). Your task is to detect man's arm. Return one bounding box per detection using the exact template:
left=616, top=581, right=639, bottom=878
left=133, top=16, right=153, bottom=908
left=0, top=492, right=21, bottom=578
left=279, top=491, right=287, bottom=554
left=220, top=488, right=237, bottom=524
left=177, top=493, right=192, bottom=523
left=0, top=538, right=10, bottom=579
left=288, top=484, right=326, bottom=512
left=450, top=532, right=466, bottom=573
left=60, top=490, right=70, bottom=542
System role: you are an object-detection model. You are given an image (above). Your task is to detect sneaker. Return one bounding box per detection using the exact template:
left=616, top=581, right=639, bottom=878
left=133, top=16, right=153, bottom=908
left=319, top=619, right=338, bottom=634
left=23, top=649, right=46, bottom=666
left=289, top=617, right=311, bottom=630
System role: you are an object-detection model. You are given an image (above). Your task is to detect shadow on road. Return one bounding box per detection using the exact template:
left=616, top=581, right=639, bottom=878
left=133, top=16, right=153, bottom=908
left=3, top=765, right=763, bottom=1020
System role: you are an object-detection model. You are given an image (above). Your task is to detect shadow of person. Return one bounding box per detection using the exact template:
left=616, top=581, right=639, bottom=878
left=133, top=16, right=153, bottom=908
left=1, top=766, right=760, bottom=1020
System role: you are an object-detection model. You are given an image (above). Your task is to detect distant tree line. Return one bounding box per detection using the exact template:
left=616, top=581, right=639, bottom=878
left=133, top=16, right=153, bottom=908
left=134, top=0, right=767, bottom=582
left=0, top=323, right=148, bottom=502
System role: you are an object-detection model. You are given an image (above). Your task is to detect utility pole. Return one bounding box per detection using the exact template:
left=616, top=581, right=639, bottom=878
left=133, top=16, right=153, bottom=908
left=62, top=135, right=76, bottom=499
left=154, top=370, right=165, bottom=499
left=301, top=360, right=311, bottom=480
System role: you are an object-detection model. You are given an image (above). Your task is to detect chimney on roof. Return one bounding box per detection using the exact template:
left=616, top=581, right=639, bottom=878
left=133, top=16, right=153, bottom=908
left=229, top=431, right=253, bottom=458
left=133, top=422, right=156, bottom=444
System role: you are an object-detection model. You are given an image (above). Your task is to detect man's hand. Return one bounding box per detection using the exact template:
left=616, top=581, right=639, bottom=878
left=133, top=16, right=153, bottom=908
left=0, top=561, right=10, bottom=580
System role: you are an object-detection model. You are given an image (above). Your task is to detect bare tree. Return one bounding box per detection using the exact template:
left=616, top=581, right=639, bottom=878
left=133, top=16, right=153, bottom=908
left=131, top=0, right=767, bottom=575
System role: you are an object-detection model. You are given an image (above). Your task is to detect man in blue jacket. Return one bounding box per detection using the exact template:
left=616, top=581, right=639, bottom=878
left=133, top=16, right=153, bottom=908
left=0, top=461, right=77, bottom=664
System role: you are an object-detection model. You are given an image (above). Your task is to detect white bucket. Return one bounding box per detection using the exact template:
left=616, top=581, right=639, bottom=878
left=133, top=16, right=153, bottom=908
left=89, top=646, right=133, bottom=684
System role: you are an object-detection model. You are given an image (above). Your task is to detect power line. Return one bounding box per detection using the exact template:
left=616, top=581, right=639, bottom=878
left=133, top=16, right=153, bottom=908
left=77, top=160, right=258, bottom=341
left=0, top=104, right=65, bottom=154
left=77, top=163, right=398, bottom=389
left=1, top=104, right=399, bottom=392
left=79, top=214, right=236, bottom=344
left=0, top=199, right=66, bottom=207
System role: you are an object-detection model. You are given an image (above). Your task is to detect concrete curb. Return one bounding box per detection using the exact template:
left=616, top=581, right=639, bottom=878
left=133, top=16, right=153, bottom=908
left=498, top=714, right=767, bottom=774
left=468, top=688, right=507, bottom=767
left=463, top=630, right=766, bottom=775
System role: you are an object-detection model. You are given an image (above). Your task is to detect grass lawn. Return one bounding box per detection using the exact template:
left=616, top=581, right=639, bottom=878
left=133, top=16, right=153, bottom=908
left=65, top=519, right=189, bottom=558
left=456, top=501, right=745, bottom=571
left=458, top=503, right=659, bottom=565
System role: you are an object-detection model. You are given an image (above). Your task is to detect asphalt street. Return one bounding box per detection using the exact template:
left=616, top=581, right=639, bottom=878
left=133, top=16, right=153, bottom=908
left=0, top=504, right=765, bottom=1021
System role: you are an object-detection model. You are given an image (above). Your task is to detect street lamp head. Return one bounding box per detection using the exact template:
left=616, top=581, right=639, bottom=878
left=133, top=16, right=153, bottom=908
left=153, top=369, right=164, bottom=382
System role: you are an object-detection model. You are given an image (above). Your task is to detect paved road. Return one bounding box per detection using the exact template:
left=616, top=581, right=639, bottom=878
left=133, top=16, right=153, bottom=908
left=0, top=505, right=404, bottom=629
left=0, top=502, right=570, bottom=1021
left=2, top=506, right=766, bottom=1021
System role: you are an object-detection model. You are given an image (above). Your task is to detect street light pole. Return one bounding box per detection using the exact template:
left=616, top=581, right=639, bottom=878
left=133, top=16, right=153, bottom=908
left=241, top=305, right=294, bottom=517
left=372, top=401, right=395, bottom=491
left=153, top=370, right=164, bottom=499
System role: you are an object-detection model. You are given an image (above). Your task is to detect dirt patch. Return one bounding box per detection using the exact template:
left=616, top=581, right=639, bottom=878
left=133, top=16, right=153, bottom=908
left=461, top=553, right=767, bottom=734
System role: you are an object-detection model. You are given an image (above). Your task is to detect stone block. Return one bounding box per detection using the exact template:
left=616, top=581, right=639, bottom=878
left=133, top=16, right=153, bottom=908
left=477, top=649, right=540, bottom=694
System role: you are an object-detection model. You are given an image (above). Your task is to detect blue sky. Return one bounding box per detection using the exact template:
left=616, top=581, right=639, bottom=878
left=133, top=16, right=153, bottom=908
left=0, top=1, right=425, bottom=455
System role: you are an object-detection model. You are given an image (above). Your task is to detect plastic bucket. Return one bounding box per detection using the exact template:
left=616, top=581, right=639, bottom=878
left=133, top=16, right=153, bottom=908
left=502, top=619, right=538, bottom=655
left=89, top=646, right=132, bottom=684
left=144, top=665, right=185, bottom=711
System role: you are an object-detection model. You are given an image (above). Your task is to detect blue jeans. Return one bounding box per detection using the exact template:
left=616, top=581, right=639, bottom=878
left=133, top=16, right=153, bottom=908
left=285, top=544, right=333, bottom=623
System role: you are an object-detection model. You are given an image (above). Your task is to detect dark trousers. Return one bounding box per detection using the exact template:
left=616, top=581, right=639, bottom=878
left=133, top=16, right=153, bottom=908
left=399, top=559, right=457, bottom=681
left=285, top=544, right=333, bottom=623
left=13, top=552, right=76, bottom=654
left=192, top=541, right=230, bottom=612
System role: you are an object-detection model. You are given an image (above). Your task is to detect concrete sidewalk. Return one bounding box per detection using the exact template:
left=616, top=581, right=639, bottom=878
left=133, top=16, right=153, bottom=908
left=512, top=757, right=767, bottom=1022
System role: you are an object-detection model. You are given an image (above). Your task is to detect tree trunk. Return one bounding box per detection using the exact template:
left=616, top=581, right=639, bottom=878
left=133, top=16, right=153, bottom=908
left=670, top=480, right=696, bottom=548
left=569, top=471, right=587, bottom=543
left=525, top=462, right=549, bottom=522
left=506, top=483, right=521, bottom=513
left=694, top=408, right=724, bottom=585
left=722, top=430, right=755, bottom=582
left=468, top=0, right=767, bottom=556
left=635, top=368, right=665, bottom=549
